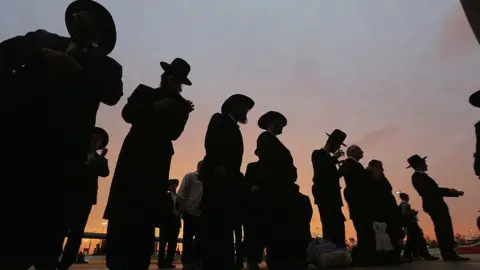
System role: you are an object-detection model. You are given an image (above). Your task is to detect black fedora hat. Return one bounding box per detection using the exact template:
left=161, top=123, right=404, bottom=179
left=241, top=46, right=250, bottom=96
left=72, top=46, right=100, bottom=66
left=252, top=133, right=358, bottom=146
left=469, top=90, right=480, bottom=107
left=221, top=94, right=255, bottom=114
left=258, top=111, right=287, bottom=130
left=65, top=0, right=117, bottom=55
left=406, top=154, right=427, bottom=169
left=93, top=127, right=109, bottom=150
left=326, top=129, right=347, bottom=147
left=160, top=58, right=192, bottom=86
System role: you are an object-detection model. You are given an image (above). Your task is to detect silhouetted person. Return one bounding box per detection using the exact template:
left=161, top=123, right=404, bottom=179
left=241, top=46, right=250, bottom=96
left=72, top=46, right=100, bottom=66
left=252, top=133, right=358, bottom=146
left=199, top=94, right=254, bottom=269
left=104, top=58, right=193, bottom=269
left=407, top=154, right=470, bottom=262
left=255, top=111, right=300, bottom=269
left=398, top=193, right=438, bottom=260
left=469, top=90, right=480, bottom=178
left=158, top=179, right=181, bottom=269
left=0, top=1, right=122, bottom=268
left=339, top=145, right=376, bottom=265
left=58, top=127, right=110, bottom=270
left=311, top=129, right=347, bottom=248
left=243, top=150, right=264, bottom=270
left=366, top=160, right=403, bottom=260
left=178, top=161, right=204, bottom=269
left=289, top=184, right=313, bottom=269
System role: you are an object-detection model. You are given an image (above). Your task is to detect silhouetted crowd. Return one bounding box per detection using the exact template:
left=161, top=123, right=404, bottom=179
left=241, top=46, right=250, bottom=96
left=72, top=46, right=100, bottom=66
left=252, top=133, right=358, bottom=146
left=1, top=1, right=478, bottom=270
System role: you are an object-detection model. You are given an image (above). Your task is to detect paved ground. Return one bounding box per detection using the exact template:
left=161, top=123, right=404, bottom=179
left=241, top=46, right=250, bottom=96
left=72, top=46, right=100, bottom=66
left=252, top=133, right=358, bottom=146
left=70, top=255, right=480, bottom=270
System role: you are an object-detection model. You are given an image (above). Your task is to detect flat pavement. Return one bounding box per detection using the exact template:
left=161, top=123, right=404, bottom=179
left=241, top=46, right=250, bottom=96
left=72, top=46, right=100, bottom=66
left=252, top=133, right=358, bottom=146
left=70, top=255, right=480, bottom=270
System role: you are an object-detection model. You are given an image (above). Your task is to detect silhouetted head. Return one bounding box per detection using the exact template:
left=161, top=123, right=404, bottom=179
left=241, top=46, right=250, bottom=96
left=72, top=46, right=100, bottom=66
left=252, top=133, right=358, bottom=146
left=196, top=160, right=203, bottom=172
left=168, top=179, right=180, bottom=192
left=221, top=94, right=255, bottom=124
left=399, top=193, right=409, bottom=202
left=367, top=159, right=384, bottom=178
left=346, top=145, right=364, bottom=161
left=90, top=127, right=109, bottom=151
left=65, top=0, right=117, bottom=54
left=258, top=111, right=287, bottom=135
left=325, top=129, right=347, bottom=153
left=159, top=58, right=192, bottom=92
left=407, top=155, right=428, bottom=171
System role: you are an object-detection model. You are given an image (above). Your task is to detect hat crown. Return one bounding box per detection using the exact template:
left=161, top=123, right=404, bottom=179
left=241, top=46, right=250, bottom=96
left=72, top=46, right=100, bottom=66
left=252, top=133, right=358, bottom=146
left=169, top=58, right=191, bottom=76
left=327, top=129, right=347, bottom=145
left=407, top=154, right=425, bottom=167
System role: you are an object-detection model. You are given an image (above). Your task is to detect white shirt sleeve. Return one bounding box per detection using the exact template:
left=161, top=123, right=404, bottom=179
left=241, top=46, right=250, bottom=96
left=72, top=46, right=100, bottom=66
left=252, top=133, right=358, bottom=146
left=177, top=174, right=189, bottom=211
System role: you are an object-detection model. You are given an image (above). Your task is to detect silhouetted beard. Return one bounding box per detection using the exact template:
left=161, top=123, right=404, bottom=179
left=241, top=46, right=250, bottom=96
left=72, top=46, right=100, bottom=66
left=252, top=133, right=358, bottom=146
left=237, top=115, right=248, bottom=124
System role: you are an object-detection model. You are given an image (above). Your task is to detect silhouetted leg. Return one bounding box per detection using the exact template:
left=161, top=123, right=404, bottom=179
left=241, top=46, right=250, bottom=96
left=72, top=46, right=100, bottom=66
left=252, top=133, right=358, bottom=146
left=158, top=224, right=169, bottom=266
left=60, top=203, right=92, bottom=268
left=428, top=211, right=456, bottom=259
left=234, top=224, right=244, bottom=267
left=166, top=223, right=180, bottom=265
left=181, top=213, right=195, bottom=265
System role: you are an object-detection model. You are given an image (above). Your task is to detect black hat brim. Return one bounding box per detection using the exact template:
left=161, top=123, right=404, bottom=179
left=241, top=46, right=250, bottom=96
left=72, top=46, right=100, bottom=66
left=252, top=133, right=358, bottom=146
left=160, top=62, right=192, bottom=86
left=221, top=94, right=255, bottom=114
left=406, top=156, right=427, bottom=169
left=469, top=90, right=480, bottom=107
left=258, top=111, right=287, bottom=130
left=65, top=0, right=117, bottom=55
left=325, top=132, right=347, bottom=146
left=93, top=127, right=109, bottom=150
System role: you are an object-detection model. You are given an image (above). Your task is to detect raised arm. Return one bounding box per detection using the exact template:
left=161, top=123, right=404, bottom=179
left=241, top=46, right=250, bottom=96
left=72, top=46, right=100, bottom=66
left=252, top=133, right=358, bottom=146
left=121, top=84, right=155, bottom=124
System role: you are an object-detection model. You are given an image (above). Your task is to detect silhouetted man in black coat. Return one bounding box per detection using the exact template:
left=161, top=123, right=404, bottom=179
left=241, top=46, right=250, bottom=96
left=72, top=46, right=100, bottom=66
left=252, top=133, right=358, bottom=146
left=468, top=90, right=480, bottom=178
left=408, top=154, right=469, bottom=262
left=311, top=129, right=346, bottom=247
left=104, top=58, right=194, bottom=269
left=0, top=1, right=122, bottom=268
left=199, top=94, right=254, bottom=269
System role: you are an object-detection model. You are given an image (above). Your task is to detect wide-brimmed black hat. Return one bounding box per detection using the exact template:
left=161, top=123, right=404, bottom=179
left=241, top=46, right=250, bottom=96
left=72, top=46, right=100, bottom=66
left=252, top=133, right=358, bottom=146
left=160, top=58, right=192, bottom=86
left=368, top=159, right=383, bottom=168
left=326, top=129, right=347, bottom=147
left=469, top=90, right=480, bottom=107
left=92, top=127, right=109, bottom=150
left=65, top=0, right=117, bottom=55
left=221, top=94, right=255, bottom=114
left=258, top=111, right=287, bottom=130
left=406, top=154, right=427, bottom=169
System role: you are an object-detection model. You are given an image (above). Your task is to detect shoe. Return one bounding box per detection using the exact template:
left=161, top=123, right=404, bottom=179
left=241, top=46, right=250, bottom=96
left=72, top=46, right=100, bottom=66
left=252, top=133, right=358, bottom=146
left=444, top=255, right=471, bottom=262
left=421, top=255, right=440, bottom=261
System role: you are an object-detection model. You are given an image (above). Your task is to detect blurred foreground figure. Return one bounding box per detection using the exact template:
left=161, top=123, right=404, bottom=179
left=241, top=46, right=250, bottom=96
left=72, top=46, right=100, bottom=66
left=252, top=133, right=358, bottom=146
left=468, top=90, right=480, bottom=178
left=0, top=0, right=122, bottom=268
left=408, top=154, right=469, bottom=262
left=104, top=58, right=193, bottom=269
left=311, top=129, right=347, bottom=248
left=199, top=94, right=254, bottom=269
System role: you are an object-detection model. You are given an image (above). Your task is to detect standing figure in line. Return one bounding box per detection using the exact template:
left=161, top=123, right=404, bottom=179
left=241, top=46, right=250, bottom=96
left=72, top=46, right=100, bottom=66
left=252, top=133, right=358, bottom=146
left=59, top=127, right=110, bottom=270
left=407, top=154, right=470, bottom=262
left=255, top=111, right=300, bottom=269
left=103, top=58, right=194, bottom=269
left=365, top=160, right=403, bottom=261
left=398, top=192, right=438, bottom=261
left=311, top=129, right=347, bottom=248
left=178, top=161, right=204, bottom=270
left=339, top=145, right=375, bottom=265
left=0, top=1, right=123, bottom=268
left=468, top=90, right=480, bottom=178
left=158, top=179, right=182, bottom=269
left=199, top=94, right=255, bottom=269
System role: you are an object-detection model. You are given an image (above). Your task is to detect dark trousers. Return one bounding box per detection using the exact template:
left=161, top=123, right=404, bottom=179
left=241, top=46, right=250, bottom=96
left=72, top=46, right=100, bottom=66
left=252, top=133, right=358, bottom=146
left=158, top=218, right=180, bottom=266
left=427, top=210, right=456, bottom=258
left=317, top=203, right=346, bottom=247
left=59, top=202, right=93, bottom=268
left=243, top=192, right=265, bottom=264
left=404, top=222, right=430, bottom=258
left=202, top=209, right=234, bottom=269
left=234, top=224, right=244, bottom=266
left=351, top=218, right=376, bottom=263
left=105, top=217, right=155, bottom=270
left=181, top=212, right=202, bottom=265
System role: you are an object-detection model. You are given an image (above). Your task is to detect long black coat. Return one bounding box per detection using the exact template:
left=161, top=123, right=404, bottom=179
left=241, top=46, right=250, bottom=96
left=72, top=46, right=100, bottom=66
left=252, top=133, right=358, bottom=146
left=411, top=172, right=459, bottom=214
left=199, top=113, right=245, bottom=212
left=0, top=29, right=122, bottom=203
left=339, top=158, right=371, bottom=220
left=256, top=131, right=297, bottom=193
left=311, top=148, right=343, bottom=207
left=104, top=84, right=190, bottom=223
left=366, top=171, right=401, bottom=223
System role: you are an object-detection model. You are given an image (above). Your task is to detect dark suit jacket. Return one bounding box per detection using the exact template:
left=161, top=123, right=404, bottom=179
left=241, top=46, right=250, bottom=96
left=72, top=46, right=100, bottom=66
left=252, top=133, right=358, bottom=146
left=411, top=172, right=459, bottom=213
left=338, top=158, right=370, bottom=220
left=311, top=148, right=342, bottom=207
left=474, top=121, right=480, bottom=176
left=104, top=84, right=190, bottom=222
left=163, top=191, right=181, bottom=229
left=366, top=171, right=400, bottom=223
left=256, top=131, right=297, bottom=192
left=200, top=113, right=245, bottom=211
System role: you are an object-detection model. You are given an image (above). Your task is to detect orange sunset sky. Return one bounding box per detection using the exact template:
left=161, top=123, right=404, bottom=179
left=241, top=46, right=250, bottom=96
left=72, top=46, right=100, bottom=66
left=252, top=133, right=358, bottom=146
left=2, top=0, right=480, bottom=241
